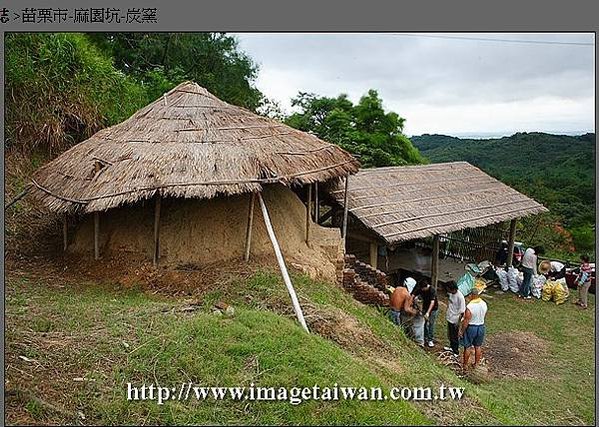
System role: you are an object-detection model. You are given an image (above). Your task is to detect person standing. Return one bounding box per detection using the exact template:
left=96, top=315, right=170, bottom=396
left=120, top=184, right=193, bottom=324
left=443, top=281, right=465, bottom=357
left=414, top=279, right=439, bottom=347
left=460, top=288, right=488, bottom=369
left=574, top=255, right=593, bottom=309
left=409, top=292, right=426, bottom=348
left=520, top=246, right=544, bottom=299
left=495, top=241, right=508, bottom=266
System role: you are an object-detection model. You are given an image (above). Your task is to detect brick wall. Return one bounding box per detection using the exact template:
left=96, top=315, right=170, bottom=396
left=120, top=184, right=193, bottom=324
left=341, top=254, right=390, bottom=307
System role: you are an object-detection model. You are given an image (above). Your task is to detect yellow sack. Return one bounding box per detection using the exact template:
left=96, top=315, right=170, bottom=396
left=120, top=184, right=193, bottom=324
left=542, top=281, right=555, bottom=302
left=474, top=278, right=487, bottom=294
left=542, top=280, right=570, bottom=305
left=551, top=281, right=569, bottom=305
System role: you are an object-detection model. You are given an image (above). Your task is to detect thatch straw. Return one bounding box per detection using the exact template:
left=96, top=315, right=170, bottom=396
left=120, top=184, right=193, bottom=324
left=328, top=162, right=548, bottom=245
left=31, top=82, right=359, bottom=214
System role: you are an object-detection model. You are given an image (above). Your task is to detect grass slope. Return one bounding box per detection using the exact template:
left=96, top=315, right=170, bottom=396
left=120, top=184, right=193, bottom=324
left=5, top=269, right=595, bottom=425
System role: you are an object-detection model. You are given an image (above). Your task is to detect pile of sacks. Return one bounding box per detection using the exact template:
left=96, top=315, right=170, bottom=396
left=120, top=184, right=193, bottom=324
left=496, top=266, right=521, bottom=293
left=541, top=279, right=569, bottom=305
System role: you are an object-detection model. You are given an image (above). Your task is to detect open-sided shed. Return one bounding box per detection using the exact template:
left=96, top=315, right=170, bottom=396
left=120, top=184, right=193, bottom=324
left=328, top=162, right=548, bottom=286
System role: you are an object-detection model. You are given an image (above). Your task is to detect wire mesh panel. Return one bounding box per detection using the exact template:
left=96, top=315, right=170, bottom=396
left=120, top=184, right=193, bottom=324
left=416, top=222, right=511, bottom=263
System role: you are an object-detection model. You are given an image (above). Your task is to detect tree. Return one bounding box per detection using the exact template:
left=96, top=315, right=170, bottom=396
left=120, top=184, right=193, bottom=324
left=285, top=90, right=424, bottom=167
left=88, top=33, right=264, bottom=111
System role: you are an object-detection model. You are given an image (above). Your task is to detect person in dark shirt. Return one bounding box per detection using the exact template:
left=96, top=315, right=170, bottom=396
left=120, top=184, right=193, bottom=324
left=413, top=279, right=439, bottom=347
left=495, top=241, right=508, bottom=266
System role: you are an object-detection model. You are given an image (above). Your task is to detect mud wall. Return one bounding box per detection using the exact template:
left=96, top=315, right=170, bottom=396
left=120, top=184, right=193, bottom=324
left=69, top=184, right=343, bottom=282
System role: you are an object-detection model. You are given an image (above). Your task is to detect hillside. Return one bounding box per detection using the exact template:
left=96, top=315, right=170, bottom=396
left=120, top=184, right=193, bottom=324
left=5, top=261, right=595, bottom=425
left=412, top=132, right=595, bottom=256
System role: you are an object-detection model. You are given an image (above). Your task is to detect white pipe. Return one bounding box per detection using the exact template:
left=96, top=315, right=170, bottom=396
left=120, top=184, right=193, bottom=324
left=258, top=192, right=309, bottom=333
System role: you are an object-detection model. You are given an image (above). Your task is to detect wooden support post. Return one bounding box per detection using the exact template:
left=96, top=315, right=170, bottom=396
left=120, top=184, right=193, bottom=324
left=93, top=212, right=100, bottom=260
left=506, top=219, right=517, bottom=268
left=314, top=182, right=319, bottom=222
left=153, top=193, right=162, bottom=266
left=62, top=215, right=68, bottom=252
left=431, top=235, right=440, bottom=290
left=244, top=192, right=256, bottom=261
left=369, top=242, right=378, bottom=269
left=342, top=175, right=350, bottom=240
left=258, top=192, right=309, bottom=333
left=93, top=160, right=101, bottom=260
left=306, top=185, right=312, bottom=244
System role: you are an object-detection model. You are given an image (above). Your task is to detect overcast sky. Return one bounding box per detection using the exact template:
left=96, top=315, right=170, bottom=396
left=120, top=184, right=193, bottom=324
left=234, top=33, right=595, bottom=137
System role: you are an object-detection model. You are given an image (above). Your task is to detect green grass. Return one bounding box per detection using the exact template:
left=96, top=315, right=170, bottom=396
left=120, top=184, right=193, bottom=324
left=5, top=270, right=595, bottom=425
left=477, top=293, right=596, bottom=425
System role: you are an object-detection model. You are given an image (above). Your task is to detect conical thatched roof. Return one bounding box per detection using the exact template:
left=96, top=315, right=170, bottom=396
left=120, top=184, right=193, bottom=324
left=329, top=162, right=548, bottom=246
left=31, top=82, right=359, bottom=214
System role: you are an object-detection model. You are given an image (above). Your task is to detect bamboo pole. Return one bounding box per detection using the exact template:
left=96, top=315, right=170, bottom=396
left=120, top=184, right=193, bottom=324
left=258, top=192, right=309, bottom=333
left=369, top=242, right=378, bottom=269
left=342, top=175, right=350, bottom=240
left=431, top=235, right=440, bottom=290
left=5, top=184, right=32, bottom=210
left=506, top=219, right=517, bottom=267
left=306, top=185, right=312, bottom=244
left=314, top=182, right=319, bottom=222
left=244, top=192, right=256, bottom=261
left=62, top=215, right=68, bottom=251
left=153, top=193, right=162, bottom=266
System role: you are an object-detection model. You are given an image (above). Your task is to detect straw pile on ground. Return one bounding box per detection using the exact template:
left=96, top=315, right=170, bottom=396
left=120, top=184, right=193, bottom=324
left=328, top=162, right=547, bottom=246
left=30, top=81, right=359, bottom=214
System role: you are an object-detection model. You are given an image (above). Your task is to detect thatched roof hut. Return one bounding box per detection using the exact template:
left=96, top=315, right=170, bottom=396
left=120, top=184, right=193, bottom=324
left=29, top=82, right=360, bottom=331
left=31, top=81, right=358, bottom=214
left=329, top=162, right=547, bottom=246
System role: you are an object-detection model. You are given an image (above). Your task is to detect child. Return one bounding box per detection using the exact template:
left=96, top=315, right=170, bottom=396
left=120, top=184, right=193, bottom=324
left=574, top=255, right=593, bottom=309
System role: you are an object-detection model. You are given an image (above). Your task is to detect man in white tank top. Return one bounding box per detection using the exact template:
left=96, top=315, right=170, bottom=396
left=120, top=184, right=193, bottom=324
left=459, top=288, right=488, bottom=369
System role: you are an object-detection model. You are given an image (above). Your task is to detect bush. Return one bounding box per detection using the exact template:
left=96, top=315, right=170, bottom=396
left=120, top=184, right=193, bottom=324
left=5, top=33, right=147, bottom=154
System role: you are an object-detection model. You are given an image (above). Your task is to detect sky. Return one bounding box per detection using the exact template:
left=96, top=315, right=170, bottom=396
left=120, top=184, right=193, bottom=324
left=234, top=33, right=595, bottom=137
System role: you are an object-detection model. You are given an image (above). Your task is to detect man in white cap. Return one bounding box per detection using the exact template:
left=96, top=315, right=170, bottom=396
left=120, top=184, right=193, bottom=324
left=390, top=277, right=425, bottom=347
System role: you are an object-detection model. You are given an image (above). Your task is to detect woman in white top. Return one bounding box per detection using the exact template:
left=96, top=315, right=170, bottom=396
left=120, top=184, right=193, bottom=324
left=459, top=288, right=488, bottom=369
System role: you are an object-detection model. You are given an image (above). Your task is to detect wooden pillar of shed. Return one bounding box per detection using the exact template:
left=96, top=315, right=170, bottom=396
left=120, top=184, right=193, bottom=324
left=305, top=184, right=312, bottom=244
left=153, top=192, right=162, bottom=266
left=244, top=192, right=256, bottom=262
left=369, top=242, right=378, bottom=269
left=506, top=219, right=517, bottom=268
left=62, top=215, right=68, bottom=252
left=341, top=175, right=350, bottom=241
left=431, top=235, right=440, bottom=290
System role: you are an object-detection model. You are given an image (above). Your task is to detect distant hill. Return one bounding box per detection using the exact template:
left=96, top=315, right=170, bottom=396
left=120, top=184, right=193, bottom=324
left=412, top=132, right=596, bottom=255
